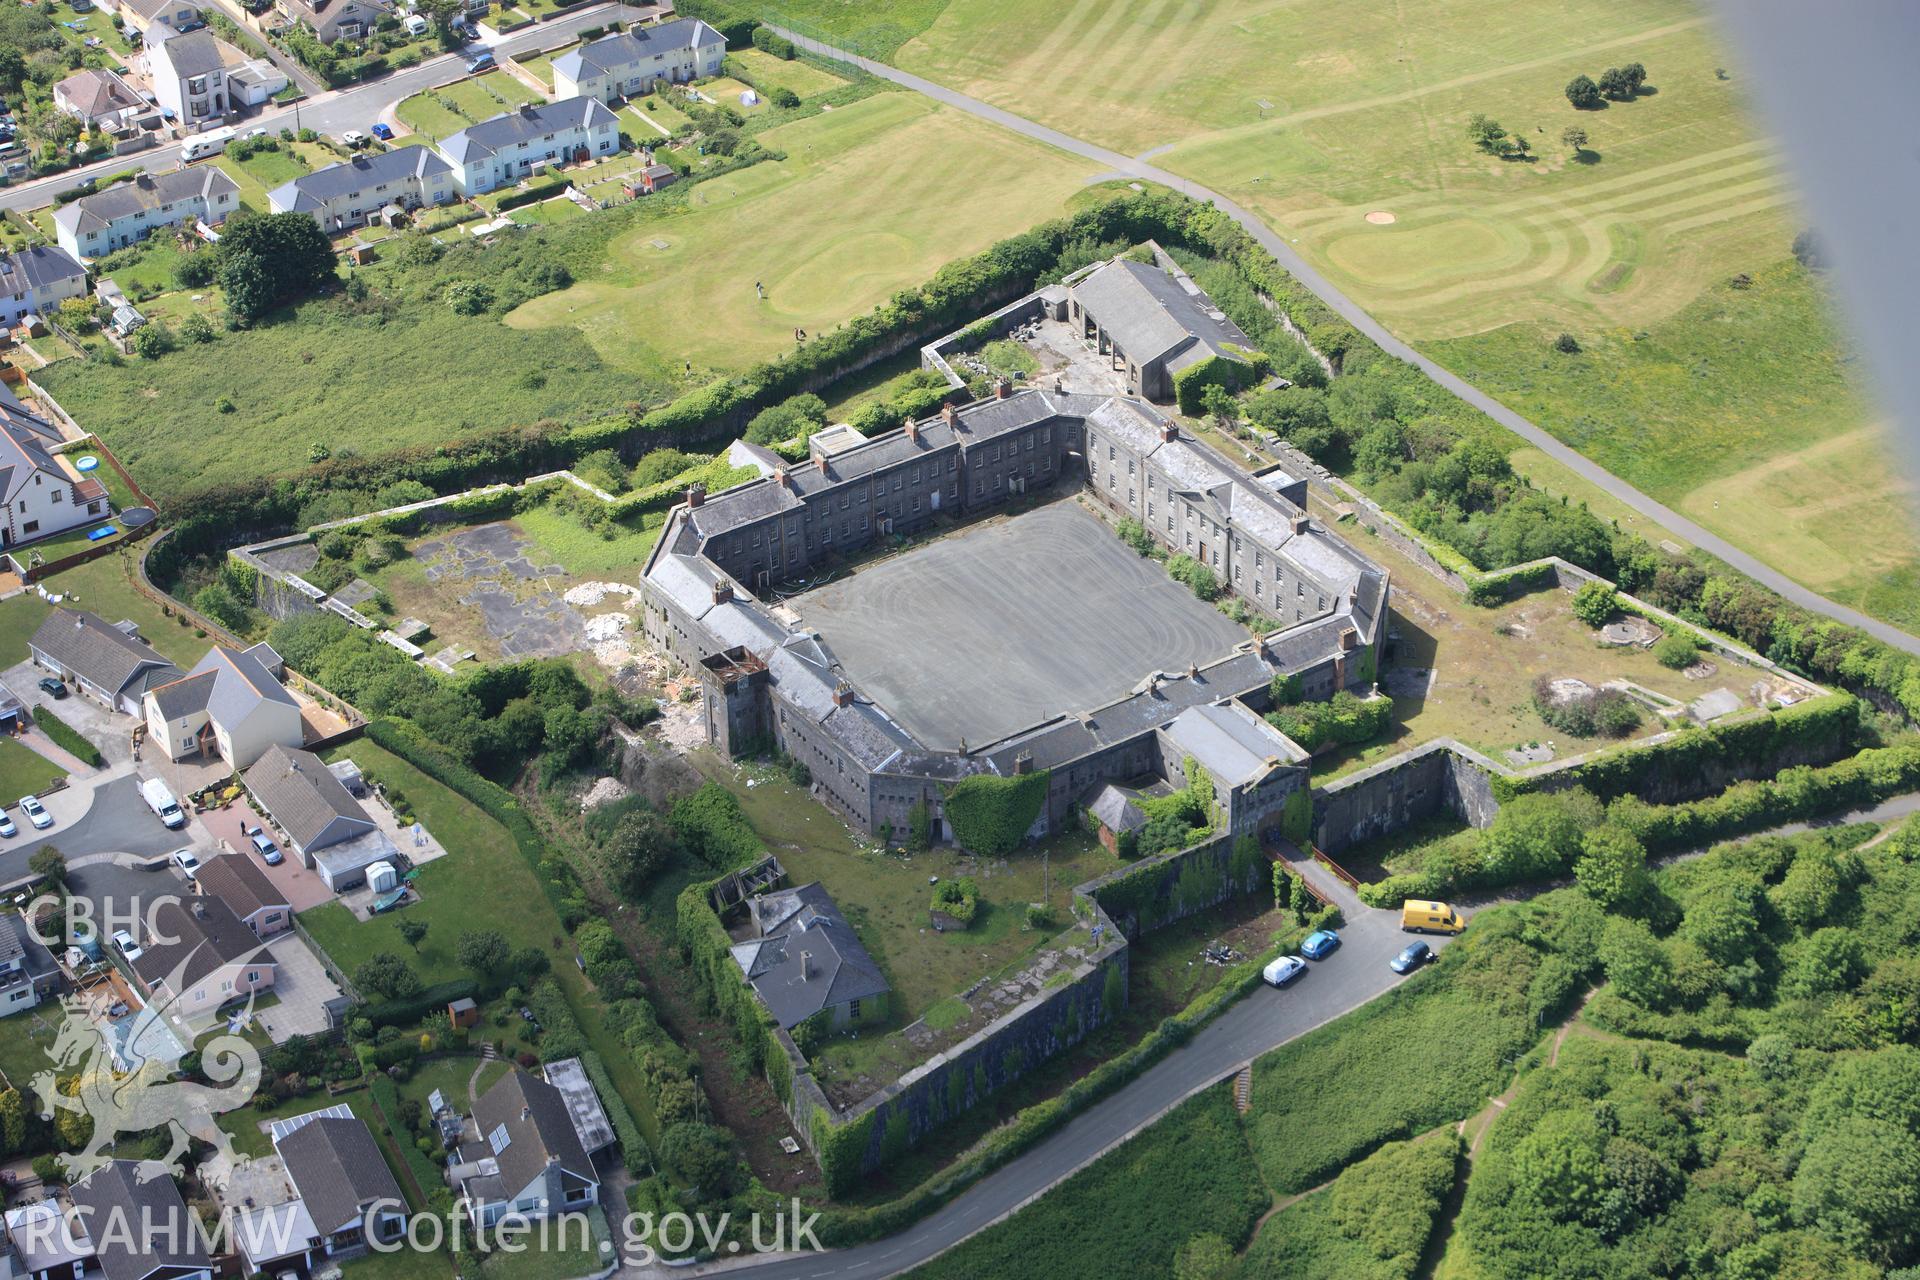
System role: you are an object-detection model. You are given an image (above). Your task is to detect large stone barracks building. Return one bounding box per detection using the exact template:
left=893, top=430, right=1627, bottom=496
left=641, top=386, right=1387, bottom=846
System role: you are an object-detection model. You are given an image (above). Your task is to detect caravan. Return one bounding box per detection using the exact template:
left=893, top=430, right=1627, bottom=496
left=180, top=126, right=235, bottom=163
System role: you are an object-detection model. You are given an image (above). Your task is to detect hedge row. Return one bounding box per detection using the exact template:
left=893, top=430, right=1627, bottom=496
left=363, top=976, right=479, bottom=1029
left=34, top=707, right=103, bottom=768
left=1492, top=692, right=1862, bottom=804
left=674, top=874, right=793, bottom=1130
left=494, top=175, right=575, bottom=212
left=368, top=1075, right=445, bottom=1204
left=1463, top=560, right=1558, bottom=606
left=580, top=1048, right=652, bottom=1174
left=673, top=0, right=758, bottom=46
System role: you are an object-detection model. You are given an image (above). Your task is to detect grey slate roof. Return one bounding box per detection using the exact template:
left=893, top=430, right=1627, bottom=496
left=69, top=1160, right=209, bottom=1280
left=132, top=894, right=272, bottom=993
left=0, top=911, right=27, bottom=966
left=1087, top=783, right=1145, bottom=833
left=268, top=145, right=450, bottom=214
left=146, top=27, right=233, bottom=77
left=438, top=95, right=617, bottom=165
left=243, top=744, right=376, bottom=851
left=148, top=642, right=297, bottom=723
left=471, top=1069, right=596, bottom=1198
left=55, top=68, right=147, bottom=120
left=53, top=168, right=239, bottom=238
left=1162, top=700, right=1307, bottom=786
left=0, top=246, right=85, bottom=298
left=30, top=609, right=179, bottom=702
left=730, top=882, right=889, bottom=1028
left=551, top=17, right=723, bottom=81
left=192, top=853, right=287, bottom=923
left=1071, top=257, right=1254, bottom=369
left=278, top=1114, right=405, bottom=1235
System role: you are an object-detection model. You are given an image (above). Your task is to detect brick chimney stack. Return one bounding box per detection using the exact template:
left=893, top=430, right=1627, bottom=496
left=1291, top=515, right=1309, bottom=535
left=712, top=580, right=732, bottom=607
left=1159, top=422, right=1178, bottom=443
left=814, top=454, right=828, bottom=475
left=775, top=466, right=791, bottom=490
left=1339, top=628, right=1357, bottom=651
left=1013, top=751, right=1033, bottom=776
left=831, top=681, right=855, bottom=708
left=941, top=403, right=957, bottom=428
left=995, top=378, right=1011, bottom=400
left=904, top=417, right=919, bottom=443
left=686, top=484, right=706, bottom=508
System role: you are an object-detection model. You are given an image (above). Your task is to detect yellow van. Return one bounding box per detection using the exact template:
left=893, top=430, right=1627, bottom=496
left=1401, top=900, right=1465, bottom=934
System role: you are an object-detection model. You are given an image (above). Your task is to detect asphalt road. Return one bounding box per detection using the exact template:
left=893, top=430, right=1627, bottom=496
left=0, top=772, right=182, bottom=886
left=769, top=27, right=1920, bottom=660
left=0, top=2, right=646, bottom=216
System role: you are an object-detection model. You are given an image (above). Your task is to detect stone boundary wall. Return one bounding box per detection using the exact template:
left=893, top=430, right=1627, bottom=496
left=1312, top=739, right=1502, bottom=856
left=1077, top=828, right=1266, bottom=937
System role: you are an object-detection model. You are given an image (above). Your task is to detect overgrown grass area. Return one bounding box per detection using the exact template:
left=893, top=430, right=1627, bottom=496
left=903, top=1087, right=1269, bottom=1279
left=730, top=46, right=849, bottom=99
left=506, top=92, right=1099, bottom=372
left=733, top=0, right=952, bottom=57
left=1241, top=1132, right=1462, bottom=1280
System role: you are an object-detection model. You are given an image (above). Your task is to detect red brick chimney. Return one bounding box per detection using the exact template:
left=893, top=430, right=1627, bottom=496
left=904, top=417, right=919, bottom=443
left=995, top=378, right=1011, bottom=400
left=712, top=580, right=732, bottom=607
left=1339, top=628, right=1357, bottom=651
left=831, top=681, right=855, bottom=708
left=814, top=454, right=828, bottom=475
left=941, top=403, right=957, bottom=428
left=775, top=467, right=791, bottom=490
left=1159, top=422, right=1178, bottom=443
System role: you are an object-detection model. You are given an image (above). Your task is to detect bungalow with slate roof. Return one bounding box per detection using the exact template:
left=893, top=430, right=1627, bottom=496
left=0, top=910, right=61, bottom=1017
left=730, top=881, right=889, bottom=1031
left=52, top=168, right=238, bottom=259
left=277, top=1113, right=407, bottom=1259
left=117, top=0, right=206, bottom=38
left=450, top=1070, right=599, bottom=1226
left=550, top=18, right=725, bottom=104
left=52, top=68, right=150, bottom=132
left=437, top=96, right=620, bottom=195
left=30, top=609, right=180, bottom=716
left=129, top=894, right=275, bottom=1016
left=143, top=641, right=302, bottom=768
left=275, top=0, right=387, bottom=44
left=1066, top=256, right=1256, bottom=404
left=68, top=1160, right=212, bottom=1280
left=243, top=744, right=394, bottom=891
left=0, top=246, right=87, bottom=332
left=268, top=145, right=454, bottom=232
left=190, top=853, right=291, bottom=938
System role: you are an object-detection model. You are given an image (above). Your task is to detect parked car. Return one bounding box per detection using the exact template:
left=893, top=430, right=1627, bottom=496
left=464, top=50, right=494, bottom=73
left=112, top=928, right=141, bottom=961
left=1262, top=955, right=1307, bottom=988
left=1301, top=929, right=1341, bottom=960
left=19, top=796, right=52, bottom=830
left=249, top=829, right=283, bottom=866
left=0, top=812, right=14, bottom=838
left=1390, top=942, right=1434, bottom=975
left=371, top=122, right=393, bottom=141
left=342, top=129, right=370, bottom=148
left=170, top=847, right=202, bottom=875
left=36, top=676, right=65, bottom=698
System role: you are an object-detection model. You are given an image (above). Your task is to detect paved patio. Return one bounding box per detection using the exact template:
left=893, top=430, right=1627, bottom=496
left=256, top=934, right=339, bottom=1043
left=3, top=660, right=136, bottom=767
left=196, top=795, right=335, bottom=913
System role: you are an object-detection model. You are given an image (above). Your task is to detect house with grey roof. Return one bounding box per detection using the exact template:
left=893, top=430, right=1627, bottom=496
left=52, top=168, right=238, bottom=259
left=450, top=1069, right=600, bottom=1226
left=551, top=18, right=725, bottom=104
left=730, top=882, right=890, bottom=1031
left=268, top=145, right=455, bottom=232
left=274, top=0, right=387, bottom=44
left=275, top=1114, right=408, bottom=1260
left=1085, top=783, right=1146, bottom=854
left=30, top=609, right=180, bottom=716
left=143, top=26, right=247, bottom=127
left=243, top=744, right=394, bottom=891
left=119, top=0, right=206, bottom=37
left=0, top=382, right=115, bottom=549
left=129, top=893, right=276, bottom=1017
left=53, top=68, right=151, bottom=132
left=4, top=1195, right=92, bottom=1280
left=68, top=1160, right=211, bottom=1280
left=437, top=96, right=621, bottom=195
left=143, top=641, right=303, bottom=768
left=0, top=246, right=87, bottom=331
left=1066, top=255, right=1256, bottom=403
left=0, top=911, right=60, bottom=1018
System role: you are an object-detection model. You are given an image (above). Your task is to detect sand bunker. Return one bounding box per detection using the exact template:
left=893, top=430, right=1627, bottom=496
left=1364, top=210, right=1396, bottom=225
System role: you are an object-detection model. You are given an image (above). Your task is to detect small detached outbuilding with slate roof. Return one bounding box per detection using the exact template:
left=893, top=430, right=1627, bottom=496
left=730, top=881, right=890, bottom=1031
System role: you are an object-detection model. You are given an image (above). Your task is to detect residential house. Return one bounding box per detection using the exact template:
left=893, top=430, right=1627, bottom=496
left=191, top=854, right=292, bottom=938
left=3, top=1198, right=92, bottom=1280
left=0, top=247, right=88, bottom=330
left=437, top=96, right=620, bottom=195
left=267, top=145, right=455, bottom=232
left=276, top=0, right=389, bottom=44
left=143, top=641, right=303, bottom=768
left=52, top=68, right=150, bottom=132
left=29, top=610, right=179, bottom=716
left=1066, top=256, right=1255, bottom=403
left=52, top=168, right=239, bottom=259
left=129, top=894, right=276, bottom=1017
left=729, top=881, right=889, bottom=1031
left=550, top=19, right=726, bottom=104
left=144, top=27, right=246, bottom=127
left=67, top=1161, right=211, bottom=1280
left=243, top=744, right=396, bottom=891
left=263, top=1113, right=408, bottom=1258
left=0, top=911, right=60, bottom=1018
left=116, top=0, right=206, bottom=38
left=0, top=384, right=113, bottom=548
left=449, top=1070, right=599, bottom=1226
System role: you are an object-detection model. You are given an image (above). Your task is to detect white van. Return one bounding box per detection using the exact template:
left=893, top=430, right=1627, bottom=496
left=140, top=778, right=187, bottom=830
left=180, top=127, right=235, bottom=163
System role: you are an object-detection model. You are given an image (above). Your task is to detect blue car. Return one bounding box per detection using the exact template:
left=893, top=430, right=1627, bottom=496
left=1301, top=929, right=1341, bottom=960
left=1390, top=941, right=1433, bottom=974
left=371, top=122, right=394, bottom=141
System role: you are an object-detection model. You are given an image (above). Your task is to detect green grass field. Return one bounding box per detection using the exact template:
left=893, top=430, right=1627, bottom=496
left=396, top=72, right=543, bottom=141
left=0, top=739, right=67, bottom=799
left=506, top=93, right=1099, bottom=371
left=730, top=46, right=848, bottom=99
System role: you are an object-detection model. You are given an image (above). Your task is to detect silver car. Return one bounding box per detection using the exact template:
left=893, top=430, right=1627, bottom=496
left=19, top=796, right=52, bottom=830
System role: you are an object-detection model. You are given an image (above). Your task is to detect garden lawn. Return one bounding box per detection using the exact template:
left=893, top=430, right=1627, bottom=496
left=729, top=47, right=847, bottom=99
left=697, top=77, right=767, bottom=114
left=508, top=197, right=588, bottom=226
left=0, top=738, right=70, bottom=796
left=31, top=551, right=208, bottom=667
left=506, top=92, right=1099, bottom=372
